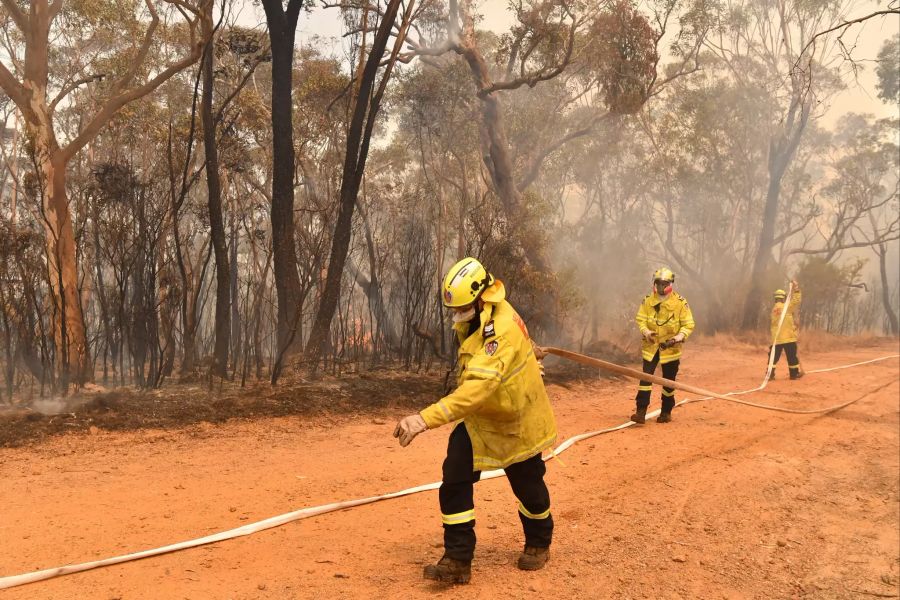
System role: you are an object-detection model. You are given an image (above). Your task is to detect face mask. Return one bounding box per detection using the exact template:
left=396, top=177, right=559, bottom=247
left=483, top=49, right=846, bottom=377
left=451, top=306, right=477, bottom=323
left=655, top=281, right=672, bottom=296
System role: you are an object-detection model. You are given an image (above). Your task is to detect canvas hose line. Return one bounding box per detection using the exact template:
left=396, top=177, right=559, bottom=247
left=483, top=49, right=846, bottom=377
left=1, top=286, right=897, bottom=589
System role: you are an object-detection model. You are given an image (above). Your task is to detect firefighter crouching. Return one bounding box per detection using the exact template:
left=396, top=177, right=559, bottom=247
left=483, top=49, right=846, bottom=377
left=630, top=267, right=695, bottom=424
left=768, top=280, right=803, bottom=380
left=393, top=257, right=557, bottom=584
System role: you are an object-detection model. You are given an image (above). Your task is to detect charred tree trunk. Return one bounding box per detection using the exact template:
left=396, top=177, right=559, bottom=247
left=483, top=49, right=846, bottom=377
left=0, top=295, right=13, bottom=400
left=230, top=208, right=241, bottom=371
left=201, top=23, right=230, bottom=378
left=303, top=0, right=407, bottom=365
left=876, top=242, right=899, bottom=335
left=261, top=0, right=305, bottom=360
left=741, top=94, right=811, bottom=329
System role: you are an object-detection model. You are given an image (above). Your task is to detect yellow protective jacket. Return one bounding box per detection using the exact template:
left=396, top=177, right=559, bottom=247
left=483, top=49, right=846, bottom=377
left=419, top=286, right=557, bottom=471
left=635, top=292, right=695, bottom=364
left=771, top=288, right=801, bottom=344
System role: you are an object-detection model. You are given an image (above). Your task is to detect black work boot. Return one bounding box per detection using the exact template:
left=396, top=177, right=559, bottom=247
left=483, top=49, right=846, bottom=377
left=767, top=369, right=776, bottom=380
left=423, top=555, right=471, bottom=584
left=657, top=412, right=672, bottom=423
left=630, top=407, right=647, bottom=424
left=789, top=370, right=803, bottom=380
left=517, top=545, right=550, bottom=571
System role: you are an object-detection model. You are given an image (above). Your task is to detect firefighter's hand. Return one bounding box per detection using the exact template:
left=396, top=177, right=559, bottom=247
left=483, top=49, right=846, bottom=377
left=672, top=332, right=686, bottom=344
left=641, top=329, right=656, bottom=342
left=791, top=279, right=799, bottom=290
left=393, top=414, right=427, bottom=447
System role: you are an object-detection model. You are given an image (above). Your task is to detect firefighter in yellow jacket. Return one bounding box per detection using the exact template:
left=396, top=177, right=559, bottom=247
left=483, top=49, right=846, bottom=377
left=630, top=267, right=695, bottom=424
left=768, top=280, right=803, bottom=380
left=393, top=257, right=557, bottom=584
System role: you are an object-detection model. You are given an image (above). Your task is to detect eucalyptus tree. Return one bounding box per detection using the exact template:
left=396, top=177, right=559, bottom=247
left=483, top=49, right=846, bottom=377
left=397, top=0, right=708, bottom=273
left=301, top=0, right=413, bottom=370
left=700, top=0, right=865, bottom=327
left=786, top=114, right=900, bottom=333
left=259, top=0, right=305, bottom=358
left=0, top=0, right=210, bottom=385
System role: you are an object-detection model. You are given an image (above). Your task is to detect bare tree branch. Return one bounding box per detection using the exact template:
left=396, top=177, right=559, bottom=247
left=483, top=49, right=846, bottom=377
left=49, top=74, right=105, bottom=111
left=795, top=8, right=900, bottom=64
left=60, top=3, right=208, bottom=162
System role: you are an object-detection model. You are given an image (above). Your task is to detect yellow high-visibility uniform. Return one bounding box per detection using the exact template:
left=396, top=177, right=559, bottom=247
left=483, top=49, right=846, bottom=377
left=635, top=292, right=695, bottom=364
left=771, top=289, right=802, bottom=344
left=420, top=282, right=557, bottom=471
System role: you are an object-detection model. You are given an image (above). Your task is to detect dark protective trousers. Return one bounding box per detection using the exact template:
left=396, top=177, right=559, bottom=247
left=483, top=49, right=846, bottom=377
left=770, top=341, right=801, bottom=377
left=634, top=350, right=680, bottom=414
left=439, top=423, right=553, bottom=562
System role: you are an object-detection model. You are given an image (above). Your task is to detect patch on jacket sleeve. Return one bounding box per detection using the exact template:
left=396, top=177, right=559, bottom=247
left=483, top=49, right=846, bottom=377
left=512, top=313, right=530, bottom=338
left=484, top=340, right=499, bottom=356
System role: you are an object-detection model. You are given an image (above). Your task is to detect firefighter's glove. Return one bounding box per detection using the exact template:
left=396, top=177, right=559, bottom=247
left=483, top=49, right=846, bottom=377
left=672, top=332, right=686, bottom=344
left=641, top=329, right=656, bottom=343
left=393, top=414, right=427, bottom=447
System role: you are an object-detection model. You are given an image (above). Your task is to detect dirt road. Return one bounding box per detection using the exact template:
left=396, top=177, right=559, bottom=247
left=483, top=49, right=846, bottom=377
left=1, top=340, right=898, bottom=599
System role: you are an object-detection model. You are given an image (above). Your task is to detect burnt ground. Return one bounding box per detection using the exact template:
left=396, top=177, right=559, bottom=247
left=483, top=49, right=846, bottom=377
left=0, top=370, right=445, bottom=448
left=0, top=344, right=627, bottom=448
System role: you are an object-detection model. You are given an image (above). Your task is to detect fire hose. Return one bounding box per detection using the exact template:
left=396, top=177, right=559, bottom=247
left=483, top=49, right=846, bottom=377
left=541, top=346, right=880, bottom=415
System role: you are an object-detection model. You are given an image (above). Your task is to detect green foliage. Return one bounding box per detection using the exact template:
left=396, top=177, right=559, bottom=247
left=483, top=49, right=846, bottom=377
left=496, top=0, right=574, bottom=75
left=795, top=255, right=845, bottom=294
left=465, top=189, right=560, bottom=332
left=216, top=27, right=271, bottom=66
left=793, top=256, right=871, bottom=332
left=876, top=34, right=900, bottom=105
left=589, top=0, right=659, bottom=114
left=825, top=113, right=898, bottom=209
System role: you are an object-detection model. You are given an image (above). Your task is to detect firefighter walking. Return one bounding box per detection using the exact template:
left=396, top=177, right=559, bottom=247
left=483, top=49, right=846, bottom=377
left=630, top=267, right=695, bottom=424
left=393, top=257, right=557, bottom=584
left=768, top=280, right=804, bottom=379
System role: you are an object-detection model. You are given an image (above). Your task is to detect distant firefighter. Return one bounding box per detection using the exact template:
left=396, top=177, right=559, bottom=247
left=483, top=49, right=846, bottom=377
left=630, top=267, right=695, bottom=424
left=393, top=257, right=557, bottom=584
left=768, top=280, right=804, bottom=380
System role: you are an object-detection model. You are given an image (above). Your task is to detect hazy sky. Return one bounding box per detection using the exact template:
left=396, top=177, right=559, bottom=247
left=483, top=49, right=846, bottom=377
left=234, top=1, right=899, bottom=125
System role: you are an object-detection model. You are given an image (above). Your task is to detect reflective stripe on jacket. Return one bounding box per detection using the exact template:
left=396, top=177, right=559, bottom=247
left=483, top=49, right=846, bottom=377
left=771, top=289, right=801, bottom=344
left=635, top=292, right=695, bottom=364
left=419, top=291, right=557, bottom=471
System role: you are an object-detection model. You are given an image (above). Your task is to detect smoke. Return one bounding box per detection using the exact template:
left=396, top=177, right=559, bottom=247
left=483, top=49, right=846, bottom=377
left=29, top=397, right=74, bottom=416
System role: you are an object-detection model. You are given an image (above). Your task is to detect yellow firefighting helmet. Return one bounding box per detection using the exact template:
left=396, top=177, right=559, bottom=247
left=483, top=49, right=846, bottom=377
left=652, top=267, right=675, bottom=295
left=441, top=257, right=495, bottom=308
left=774, top=289, right=786, bottom=301
left=652, top=267, right=675, bottom=283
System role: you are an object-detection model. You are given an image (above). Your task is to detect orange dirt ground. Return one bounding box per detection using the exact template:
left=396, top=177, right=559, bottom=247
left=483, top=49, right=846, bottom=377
left=1, top=339, right=898, bottom=599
